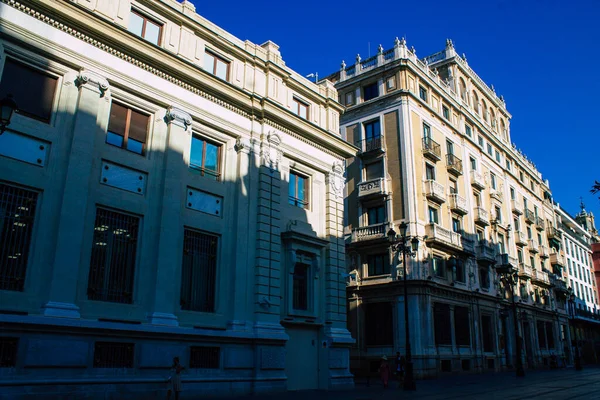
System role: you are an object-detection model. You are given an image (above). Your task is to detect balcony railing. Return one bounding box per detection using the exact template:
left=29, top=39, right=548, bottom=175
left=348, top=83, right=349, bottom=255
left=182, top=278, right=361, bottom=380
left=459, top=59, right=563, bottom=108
left=531, top=269, right=550, bottom=286
left=422, top=137, right=441, bottom=161
left=449, top=193, right=468, bottom=215
left=424, top=180, right=446, bottom=203
left=351, top=222, right=390, bottom=243
left=535, top=217, right=545, bottom=231
left=511, top=199, right=523, bottom=215
left=358, top=136, right=384, bottom=154
left=528, top=239, right=539, bottom=253
left=461, top=235, right=476, bottom=254
left=539, top=246, right=550, bottom=258
left=524, top=209, right=535, bottom=224
left=476, top=242, right=496, bottom=262
left=550, top=275, right=568, bottom=292
left=515, top=231, right=528, bottom=246
left=446, top=154, right=463, bottom=175
left=496, top=253, right=518, bottom=268
left=470, top=170, right=485, bottom=189
left=490, top=189, right=503, bottom=203
left=518, top=262, right=533, bottom=278
left=358, top=178, right=386, bottom=198
left=474, top=207, right=490, bottom=226
left=550, top=251, right=566, bottom=267
left=547, top=226, right=562, bottom=241
left=425, top=223, right=462, bottom=249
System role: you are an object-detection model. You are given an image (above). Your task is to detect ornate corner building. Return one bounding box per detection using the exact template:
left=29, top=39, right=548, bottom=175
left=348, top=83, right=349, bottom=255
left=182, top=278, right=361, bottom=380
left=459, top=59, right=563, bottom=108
left=0, top=0, right=356, bottom=397
left=327, top=39, right=574, bottom=377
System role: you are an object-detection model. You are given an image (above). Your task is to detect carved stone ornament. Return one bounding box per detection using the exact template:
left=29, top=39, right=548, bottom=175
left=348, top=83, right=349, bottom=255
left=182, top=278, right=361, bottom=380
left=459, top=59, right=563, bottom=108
left=234, top=137, right=251, bottom=153
left=260, top=132, right=282, bottom=171
left=327, top=161, right=345, bottom=198
left=165, top=107, right=192, bottom=130
left=75, top=70, right=109, bottom=96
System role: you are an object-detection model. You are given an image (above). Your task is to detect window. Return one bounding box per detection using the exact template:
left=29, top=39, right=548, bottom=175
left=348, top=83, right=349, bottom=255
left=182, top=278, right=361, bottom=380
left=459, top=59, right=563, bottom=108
left=568, top=260, right=572, bottom=275
left=0, top=58, right=58, bottom=122
left=537, top=233, right=542, bottom=246
left=434, top=303, right=451, bottom=345
left=106, top=102, right=149, bottom=155
left=428, top=206, right=439, bottom=224
left=481, top=315, right=494, bottom=352
left=454, top=259, right=466, bottom=283
left=190, top=347, right=220, bottom=369
left=345, top=92, right=355, bottom=106
left=534, top=206, right=538, bottom=218
left=432, top=256, right=445, bottom=277
left=367, top=206, right=385, bottom=225
left=0, top=184, right=38, bottom=292
left=425, top=163, right=436, bottom=181
left=364, top=119, right=381, bottom=141
left=517, top=249, right=523, bottom=263
left=419, top=86, right=428, bottom=102
left=365, top=161, right=383, bottom=180
left=495, top=150, right=501, bottom=162
left=470, top=157, right=477, bottom=171
left=495, top=206, right=502, bottom=223
left=363, top=82, right=379, bottom=101
left=465, top=124, right=472, bottom=138
left=490, top=173, right=497, bottom=190
left=530, top=256, right=535, bottom=268
left=292, top=97, right=309, bottom=119
left=487, top=143, right=493, bottom=156
left=190, top=135, right=221, bottom=180
left=479, top=266, right=490, bottom=289
left=204, top=51, right=229, bottom=80
left=449, top=179, right=458, bottom=194
left=423, top=123, right=431, bottom=139
left=454, top=307, right=470, bottom=345
left=498, top=233, right=506, bottom=253
left=452, top=217, right=461, bottom=233
left=128, top=10, right=162, bottom=45
left=87, top=208, right=140, bottom=304
left=478, top=135, right=484, bottom=147
left=293, top=263, right=309, bottom=310
left=510, top=187, right=515, bottom=200
left=93, top=342, right=134, bottom=368
left=367, top=254, right=388, bottom=276
left=180, top=229, right=218, bottom=313
left=474, top=192, right=481, bottom=207
left=506, top=159, right=512, bottom=171
left=530, top=181, right=535, bottom=191
left=514, top=217, right=520, bottom=232
left=442, top=105, right=450, bottom=120
left=289, top=172, right=309, bottom=208
left=519, top=171, right=524, bottom=182
left=365, top=302, right=393, bottom=345
left=446, top=140, right=454, bottom=155
left=0, top=337, right=18, bottom=367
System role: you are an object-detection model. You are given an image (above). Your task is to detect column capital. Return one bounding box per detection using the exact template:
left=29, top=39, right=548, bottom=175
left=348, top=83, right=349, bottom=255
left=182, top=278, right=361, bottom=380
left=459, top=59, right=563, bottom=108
left=165, top=106, right=192, bottom=130
left=75, top=69, right=109, bottom=96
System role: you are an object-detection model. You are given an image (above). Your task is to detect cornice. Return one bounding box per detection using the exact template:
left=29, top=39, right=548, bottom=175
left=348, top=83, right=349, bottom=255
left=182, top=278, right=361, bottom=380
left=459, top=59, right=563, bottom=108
left=4, top=0, right=353, bottom=159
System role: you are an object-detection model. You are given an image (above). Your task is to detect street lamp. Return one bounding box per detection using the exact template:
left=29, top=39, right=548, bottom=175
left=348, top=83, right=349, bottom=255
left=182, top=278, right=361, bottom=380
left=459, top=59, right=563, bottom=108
left=387, top=222, right=419, bottom=391
left=496, top=264, right=525, bottom=377
left=567, top=287, right=583, bottom=371
left=0, top=94, right=17, bottom=134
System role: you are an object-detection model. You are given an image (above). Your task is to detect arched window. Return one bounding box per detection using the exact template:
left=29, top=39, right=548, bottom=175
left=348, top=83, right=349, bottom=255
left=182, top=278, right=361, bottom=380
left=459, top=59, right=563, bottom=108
left=500, top=119, right=507, bottom=140
left=459, top=78, right=467, bottom=102
left=481, top=99, right=488, bottom=121
left=490, top=109, right=496, bottom=130
left=472, top=91, right=479, bottom=113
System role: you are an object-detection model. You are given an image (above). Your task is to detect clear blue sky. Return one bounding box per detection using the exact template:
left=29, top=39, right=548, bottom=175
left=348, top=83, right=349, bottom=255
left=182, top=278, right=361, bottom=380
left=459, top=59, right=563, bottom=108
left=196, top=0, right=600, bottom=221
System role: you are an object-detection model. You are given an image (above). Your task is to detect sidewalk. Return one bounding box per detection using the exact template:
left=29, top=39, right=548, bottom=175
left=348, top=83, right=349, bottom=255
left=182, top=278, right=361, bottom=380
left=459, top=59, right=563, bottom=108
left=202, top=367, right=600, bottom=400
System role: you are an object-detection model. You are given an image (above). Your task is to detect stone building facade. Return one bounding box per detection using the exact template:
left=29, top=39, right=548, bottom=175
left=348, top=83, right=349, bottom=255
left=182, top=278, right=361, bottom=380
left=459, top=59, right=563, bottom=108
left=328, top=39, right=571, bottom=378
left=0, top=0, right=355, bottom=398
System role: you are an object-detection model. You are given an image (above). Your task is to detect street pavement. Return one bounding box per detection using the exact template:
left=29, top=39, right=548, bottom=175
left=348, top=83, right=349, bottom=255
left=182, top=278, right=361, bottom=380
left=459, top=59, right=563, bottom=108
left=203, top=367, right=600, bottom=400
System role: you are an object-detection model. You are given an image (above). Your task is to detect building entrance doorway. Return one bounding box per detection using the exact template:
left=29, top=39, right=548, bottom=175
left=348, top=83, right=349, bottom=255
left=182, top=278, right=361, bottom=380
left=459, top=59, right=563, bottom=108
left=285, top=327, right=319, bottom=390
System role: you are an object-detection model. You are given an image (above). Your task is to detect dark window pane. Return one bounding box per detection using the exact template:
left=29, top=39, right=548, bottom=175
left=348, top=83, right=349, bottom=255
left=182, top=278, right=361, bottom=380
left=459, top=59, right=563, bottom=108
left=365, top=162, right=383, bottom=180
left=363, top=83, right=379, bottom=101
left=293, top=263, right=309, bottom=310
left=180, top=229, right=218, bottom=312
left=434, top=303, right=451, bottom=345
left=204, top=143, right=218, bottom=171
left=365, top=302, right=393, bottom=346
left=128, top=109, right=148, bottom=143
left=454, top=306, right=470, bottom=346
left=0, top=59, right=57, bottom=122
left=481, top=315, right=494, bottom=352
left=288, top=173, right=296, bottom=205
left=107, top=103, right=128, bottom=137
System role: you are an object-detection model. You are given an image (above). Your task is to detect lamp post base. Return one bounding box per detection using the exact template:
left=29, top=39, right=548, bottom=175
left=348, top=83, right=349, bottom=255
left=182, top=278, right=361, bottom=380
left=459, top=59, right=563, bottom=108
left=403, top=361, right=416, bottom=391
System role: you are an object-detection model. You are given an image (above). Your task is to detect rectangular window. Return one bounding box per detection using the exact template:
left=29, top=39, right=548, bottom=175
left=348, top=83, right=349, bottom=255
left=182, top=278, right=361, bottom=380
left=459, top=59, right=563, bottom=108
left=454, top=306, right=470, bottom=345
left=180, top=229, right=218, bottom=313
left=452, top=217, right=461, bottom=233
left=495, top=206, right=502, bottom=223
left=289, top=172, right=309, bottom=209
left=478, top=135, right=484, bottom=147
left=510, top=187, right=515, bottom=200
left=470, top=157, right=477, bottom=171
left=364, top=119, right=381, bottom=140
left=0, top=184, right=38, bottom=292
left=449, top=179, right=458, bottom=194
left=128, top=10, right=162, bottom=45
left=442, top=105, right=450, bottom=120
left=345, top=92, right=355, bottom=106
left=204, top=51, right=229, bottom=80
left=87, top=208, right=140, bottom=304
left=487, top=143, right=493, bottom=156
left=434, top=303, right=451, bottom=345
left=517, top=249, right=523, bottom=263
left=495, top=150, right=501, bottom=162
left=423, top=123, right=431, bottom=139
left=106, top=102, right=149, bottom=155
left=455, top=259, right=466, bottom=283
left=474, top=192, right=481, bottom=207
left=520, top=171, right=524, bottom=182
left=479, top=266, right=490, bottom=289
left=293, top=263, right=309, bottom=310
left=0, top=59, right=58, bottom=123
left=432, top=256, right=445, bottom=278
left=546, top=322, right=554, bottom=349
left=481, top=315, right=494, bottom=352
left=537, top=321, right=547, bottom=349
left=498, top=233, right=506, bottom=253
left=367, top=254, right=388, bottom=276
left=491, top=173, right=497, bottom=190
left=365, top=302, right=393, bottom=345
left=425, top=163, right=436, bottom=180
left=293, top=97, right=309, bottom=119
left=93, top=342, right=134, bottom=368
left=446, top=140, right=454, bottom=155
left=190, top=346, right=220, bottom=369
left=514, top=217, right=520, bottom=232
left=506, top=159, right=512, bottom=171
left=419, top=86, right=428, bottom=102
left=465, top=124, right=472, bottom=137
left=190, top=135, right=221, bottom=180
left=365, top=161, right=383, bottom=180
left=428, top=206, right=439, bottom=224
left=367, top=206, right=385, bottom=225
left=363, top=82, right=379, bottom=101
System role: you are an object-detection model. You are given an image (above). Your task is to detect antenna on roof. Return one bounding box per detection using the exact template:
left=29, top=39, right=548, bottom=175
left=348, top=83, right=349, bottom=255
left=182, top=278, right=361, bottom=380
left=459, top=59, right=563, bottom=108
left=368, top=42, right=370, bottom=58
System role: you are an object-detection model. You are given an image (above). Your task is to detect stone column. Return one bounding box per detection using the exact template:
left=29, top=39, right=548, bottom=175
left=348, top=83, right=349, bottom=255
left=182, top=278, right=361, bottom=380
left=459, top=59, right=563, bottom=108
left=147, top=107, right=192, bottom=326
left=42, top=70, right=109, bottom=318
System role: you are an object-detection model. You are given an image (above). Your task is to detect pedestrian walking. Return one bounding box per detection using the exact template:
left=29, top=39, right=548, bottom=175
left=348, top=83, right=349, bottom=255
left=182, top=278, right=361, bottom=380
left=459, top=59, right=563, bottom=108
left=166, top=356, right=184, bottom=400
left=395, top=353, right=405, bottom=388
left=379, top=355, right=390, bottom=388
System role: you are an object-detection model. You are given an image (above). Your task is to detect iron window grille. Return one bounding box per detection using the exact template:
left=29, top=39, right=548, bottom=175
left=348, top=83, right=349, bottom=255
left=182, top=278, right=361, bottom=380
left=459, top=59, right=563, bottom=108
left=180, top=229, right=218, bottom=313
left=93, top=342, right=134, bottom=368
left=189, top=346, right=220, bottom=369
left=0, top=337, right=18, bottom=367
left=0, top=184, right=38, bottom=292
left=87, top=208, right=140, bottom=304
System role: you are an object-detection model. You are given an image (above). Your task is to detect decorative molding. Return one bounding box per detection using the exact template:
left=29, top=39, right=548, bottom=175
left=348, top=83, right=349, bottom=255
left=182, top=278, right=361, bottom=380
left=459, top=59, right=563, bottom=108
left=327, top=160, right=345, bottom=198
left=260, top=131, right=282, bottom=171
left=234, top=137, right=252, bottom=154
left=165, top=107, right=192, bottom=129
left=75, top=69, right=109, bottom=96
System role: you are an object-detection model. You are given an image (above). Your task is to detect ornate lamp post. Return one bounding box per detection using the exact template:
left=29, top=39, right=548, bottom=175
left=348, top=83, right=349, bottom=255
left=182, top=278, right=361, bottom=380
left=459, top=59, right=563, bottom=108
left=496, top=264, right=525, bottom=377
left=567, top=287, right=583, bottom=371
left=0, top=94, right=17, bottom=134
left=387, top=222, right=419, bottom=391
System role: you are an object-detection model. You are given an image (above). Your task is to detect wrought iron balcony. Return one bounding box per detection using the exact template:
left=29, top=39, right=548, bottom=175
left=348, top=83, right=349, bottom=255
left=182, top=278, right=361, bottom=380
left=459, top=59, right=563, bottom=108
left=535, top=217, right=545, bottom=231
left=449, top=193, right=468, bottom=215
left=351, top=222, right=391, bottom=243
left=524, top=209, right=535, bottom=224
left=511, top=199, right=523, bottom=215
left=470, top=170, right=485, bottom=189
left=531, top=269, right=550, bottom=286
left=476, top=241, right=496, bottom=263
left=528, top=239, right=539, bottom=253
left=474, top=207, right=490, bottom=226
left=515, top=231, right=528, bottom=246
left=425, top=223, right=463, bottom=249
left=422, top=137, right=441, bottom=161
left=518, top=262, right=533, bottom=279
left=446, top=154, right=463, bottom=176
left=461, top=235, right=476, bottom=254
left=424, top=180, right=446, bottom=204
left=496, top=253, right=518, bottom=268
left=357, top=178, right=386, bottom=199
left=539, top=246, right=550, bottom=259
left=547, top=226, right=562, bottom=241
left=550, top=275, right=568, bottom=293
left=550, top=251, right=566, bottom=268
left=358, top=136, right=384, bottom=155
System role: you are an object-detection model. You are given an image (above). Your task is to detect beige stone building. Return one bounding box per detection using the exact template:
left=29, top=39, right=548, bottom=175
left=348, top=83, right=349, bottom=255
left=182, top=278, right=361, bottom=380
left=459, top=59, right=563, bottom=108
left=0, top=0, right=355, bottom=398
left=329, top=39, right=571, bottom=377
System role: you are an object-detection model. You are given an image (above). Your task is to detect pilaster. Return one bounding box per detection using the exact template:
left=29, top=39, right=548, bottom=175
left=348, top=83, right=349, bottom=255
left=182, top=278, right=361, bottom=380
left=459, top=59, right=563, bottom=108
left=41, top=70, right=109, bottom=318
